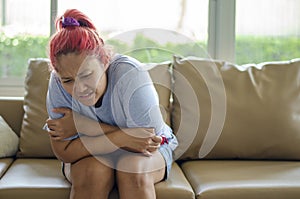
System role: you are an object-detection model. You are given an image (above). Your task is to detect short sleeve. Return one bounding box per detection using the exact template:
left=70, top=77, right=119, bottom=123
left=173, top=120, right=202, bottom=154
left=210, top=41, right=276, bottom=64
left=45, top=72, right=81, bottom=140
left=46, top=72, right=73, bottom=119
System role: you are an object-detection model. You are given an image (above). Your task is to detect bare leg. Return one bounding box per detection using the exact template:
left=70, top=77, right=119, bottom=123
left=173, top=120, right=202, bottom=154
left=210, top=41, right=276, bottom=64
left=116, top=151, right=165, bottom=199
left=64, top=156, right=115, bottom=199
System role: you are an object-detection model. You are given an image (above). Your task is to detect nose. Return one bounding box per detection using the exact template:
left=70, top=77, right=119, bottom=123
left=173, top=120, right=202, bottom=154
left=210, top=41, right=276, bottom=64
left=74, top=79, right=88, bottom=93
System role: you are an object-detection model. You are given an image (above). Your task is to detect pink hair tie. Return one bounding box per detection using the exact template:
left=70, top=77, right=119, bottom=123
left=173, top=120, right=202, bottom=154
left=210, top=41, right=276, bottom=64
left=62, top=16, right=80, bottom=28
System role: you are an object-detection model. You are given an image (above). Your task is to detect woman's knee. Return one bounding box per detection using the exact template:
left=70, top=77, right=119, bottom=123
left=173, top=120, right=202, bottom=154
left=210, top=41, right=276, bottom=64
left=117, top=170, right=152, bottom=189
left=71, top=156, right=114, bottom=189
left=116, top=154, right=156, bottom=188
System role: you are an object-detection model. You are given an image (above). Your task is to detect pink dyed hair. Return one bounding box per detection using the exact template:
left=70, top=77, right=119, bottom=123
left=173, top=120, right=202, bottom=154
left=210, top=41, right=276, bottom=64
left=49, top=9, right=111, bottom=71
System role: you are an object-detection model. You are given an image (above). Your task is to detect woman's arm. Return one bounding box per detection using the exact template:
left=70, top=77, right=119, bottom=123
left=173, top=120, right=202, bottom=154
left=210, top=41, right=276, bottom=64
left=46, top=107, right=118, bottom=140
left=49, top=127, right=161, bottom=163
left=49, top=131, right=119, bottom=163
left=46, top=107, right=161, bottom=163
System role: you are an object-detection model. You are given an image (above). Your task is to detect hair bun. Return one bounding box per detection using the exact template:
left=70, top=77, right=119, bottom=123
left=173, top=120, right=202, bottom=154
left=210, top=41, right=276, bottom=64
left=56, top=9, right=96, bottom=31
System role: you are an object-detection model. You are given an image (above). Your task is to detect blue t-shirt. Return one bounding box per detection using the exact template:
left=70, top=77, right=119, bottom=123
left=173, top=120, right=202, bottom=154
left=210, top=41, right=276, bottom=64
left=46, top=54, right=178, bottom=151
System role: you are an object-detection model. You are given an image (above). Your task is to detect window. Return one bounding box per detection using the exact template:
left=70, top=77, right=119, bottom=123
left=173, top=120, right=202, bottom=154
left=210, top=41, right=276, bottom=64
left=1, top=0, right=300, bottom=97
left=236, top=0, right=300, bottom=64
left=0, top=0, right=50, bottom=96
left=0, top=0, right=208, bottom=96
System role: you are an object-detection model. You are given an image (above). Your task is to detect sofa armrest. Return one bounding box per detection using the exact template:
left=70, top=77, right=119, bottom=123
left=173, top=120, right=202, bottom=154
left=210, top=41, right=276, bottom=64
left=0, top=97, right=24, bottom=136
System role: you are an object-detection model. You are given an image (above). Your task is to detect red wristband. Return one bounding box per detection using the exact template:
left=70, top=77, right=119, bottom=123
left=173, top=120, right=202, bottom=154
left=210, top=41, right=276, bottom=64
left=160, top=135, right=168, bottom=145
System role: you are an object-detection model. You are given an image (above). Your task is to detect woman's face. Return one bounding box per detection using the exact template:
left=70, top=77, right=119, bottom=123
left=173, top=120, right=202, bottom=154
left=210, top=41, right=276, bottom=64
left=56, top=52, right=107, bottom=106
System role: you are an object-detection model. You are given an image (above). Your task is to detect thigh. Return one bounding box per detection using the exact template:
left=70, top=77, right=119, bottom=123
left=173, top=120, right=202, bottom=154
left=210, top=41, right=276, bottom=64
left=116, top=150, right=166, bottom=183
left=64, top=155, right=114, bottom=184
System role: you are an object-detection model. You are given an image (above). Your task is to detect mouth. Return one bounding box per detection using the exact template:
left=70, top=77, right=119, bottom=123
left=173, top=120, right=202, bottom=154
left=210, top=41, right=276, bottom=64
left=77, top=90, right=95, bottom=100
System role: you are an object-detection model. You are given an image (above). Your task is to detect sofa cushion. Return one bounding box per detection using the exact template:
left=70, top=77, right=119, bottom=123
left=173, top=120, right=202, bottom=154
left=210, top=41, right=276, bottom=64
left=0, top=158, right=14, bottom=178
left=173, top=56, right=300, bottom=160
left=145, top=62, right=172, bottom=126
left=0, top=97, right=24, bottom=136
left=18, top=59, right=53, bottom=157
left=0, top=159, right=70, bottom=199
left=0, top=159, right=193, bottom=199
left=0, top=116, right=19, bottom=158
left=155, top=162, right=195, bottom=199
left=181, top=160, right=300, bottom=199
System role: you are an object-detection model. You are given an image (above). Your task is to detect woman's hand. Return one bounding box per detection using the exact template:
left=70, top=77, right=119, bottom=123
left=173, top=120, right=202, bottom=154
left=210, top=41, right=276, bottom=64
left=116, top=128, right=162, bottom=156
left=46, top=107, right=78, bottom=141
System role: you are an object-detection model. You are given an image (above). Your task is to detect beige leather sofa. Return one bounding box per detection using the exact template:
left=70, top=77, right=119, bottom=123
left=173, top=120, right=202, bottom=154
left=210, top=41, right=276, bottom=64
left=1, top=56, right=300, bottom=199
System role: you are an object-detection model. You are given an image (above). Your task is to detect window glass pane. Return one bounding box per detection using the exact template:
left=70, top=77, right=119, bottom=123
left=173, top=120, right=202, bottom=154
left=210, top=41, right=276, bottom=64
left=58, top=0, right=209, bottom=62
left=236, top=0, right=300, bottom=64
left=0, top=0, right=49, bottom=79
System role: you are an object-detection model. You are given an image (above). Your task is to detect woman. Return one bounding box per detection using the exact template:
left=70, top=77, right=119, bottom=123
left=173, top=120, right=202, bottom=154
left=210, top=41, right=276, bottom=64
left=45, top=9, right=178, bottom=199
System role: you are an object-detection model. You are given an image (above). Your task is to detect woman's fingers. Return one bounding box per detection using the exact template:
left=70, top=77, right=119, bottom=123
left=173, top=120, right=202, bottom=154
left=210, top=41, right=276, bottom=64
left=147, top=144, right=160, bottom=152
left=52, top=107, right=72, bottom=116
left=151, top=135, right=162, bottom=144
left=48, top=130, right=61, bottom=140
left=142, top=150, right=152, bottom=157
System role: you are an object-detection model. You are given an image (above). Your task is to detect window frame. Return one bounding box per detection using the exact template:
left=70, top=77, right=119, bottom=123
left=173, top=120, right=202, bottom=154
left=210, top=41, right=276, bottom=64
left=208, top=0, right=235, bottom=62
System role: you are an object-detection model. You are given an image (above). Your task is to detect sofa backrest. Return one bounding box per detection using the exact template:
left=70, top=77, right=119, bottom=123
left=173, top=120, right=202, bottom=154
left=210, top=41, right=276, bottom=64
left=17, top=58, right=172, bottom=158
left=5, top=55, right=300, bottom=161
left=173, top=56, right=300, bottom=161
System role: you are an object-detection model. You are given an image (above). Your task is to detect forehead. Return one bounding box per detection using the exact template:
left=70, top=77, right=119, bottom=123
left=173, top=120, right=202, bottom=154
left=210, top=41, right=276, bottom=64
left=57, top=53, right=102, bottom=76
left=56, top=52, right=86, bottom=74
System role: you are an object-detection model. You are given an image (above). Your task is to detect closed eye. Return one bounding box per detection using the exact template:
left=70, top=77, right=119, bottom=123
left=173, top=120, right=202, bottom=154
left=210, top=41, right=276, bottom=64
left=79, top=72, right=93, bottom=79
left=62, top=78, right=74, bottom=84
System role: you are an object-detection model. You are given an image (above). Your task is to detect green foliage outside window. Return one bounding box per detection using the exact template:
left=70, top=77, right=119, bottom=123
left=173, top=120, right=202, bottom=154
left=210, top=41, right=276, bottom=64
left=0, top=32, right=299, bottom=78
left=0, top=33, right=49, bottom=77
left=236, top=35, right=300, bottom=64
left=106, top=33, right=207, bottom=63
